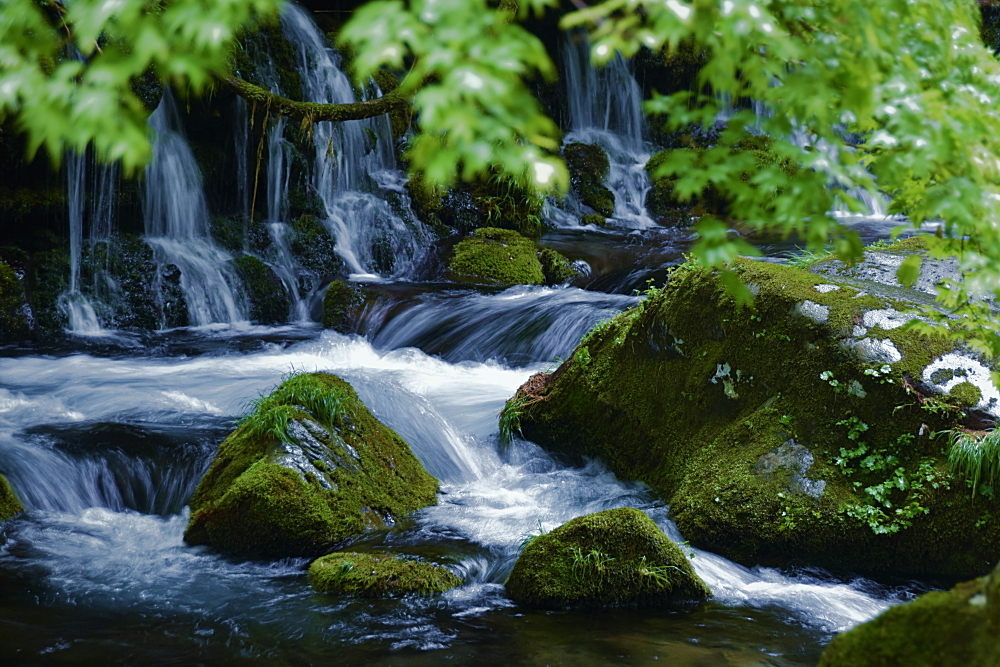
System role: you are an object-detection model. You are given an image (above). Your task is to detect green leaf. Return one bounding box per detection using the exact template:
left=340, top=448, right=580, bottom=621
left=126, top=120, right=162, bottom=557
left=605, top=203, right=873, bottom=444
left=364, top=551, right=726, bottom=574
left=896, top=254, right=923, bottom=288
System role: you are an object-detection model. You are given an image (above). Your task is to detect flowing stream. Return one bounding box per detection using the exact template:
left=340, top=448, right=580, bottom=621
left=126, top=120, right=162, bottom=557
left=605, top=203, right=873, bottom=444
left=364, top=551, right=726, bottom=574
left=0, top=7, right=933, bottom=664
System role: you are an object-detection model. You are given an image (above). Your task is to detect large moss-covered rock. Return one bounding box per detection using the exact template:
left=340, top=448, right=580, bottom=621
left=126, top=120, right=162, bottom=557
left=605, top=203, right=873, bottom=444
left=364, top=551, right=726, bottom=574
left=510, top=245, right=1000, bottom=578
left=537, top=248, right=578, bottom=286
left=506, top=508, right=710, bottom=608
left=185, top=373, right=439, bottom=558
left=0, top=474, right=23, bottom=521
left=322, top=279, right=361, bottom=332
left=230, top=256, right=290, bottom=325
left=448, top=228, right=545, bottom=286
left=310, top=552, right=461, bottom=597
left=564, top=143, right=615, bottom=218
left=818, top=561, right=1000, bottom=667
left=0, top=261, right=30, bottom=343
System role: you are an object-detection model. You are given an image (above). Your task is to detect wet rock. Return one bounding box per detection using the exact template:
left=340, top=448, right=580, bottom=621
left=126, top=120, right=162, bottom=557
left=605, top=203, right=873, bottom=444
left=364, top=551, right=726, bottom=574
left=510, top=247, right=1000, bottom=578
left=184, top=373, right=439, bottom=558
left=310, top=552, right=461, bottom=597
left=447, top=227, right=545, bottom=286
left=564, top=143, right=615, bottom=218
left=818, top=560, right=1000, bottom=667
left=505, top=507, right=710, bottom=608
left=0, top=261, right=30, bottom=343
left=230, top=256, right=290, bottom=325
left=322, top=280, right=362, bottom=332
left=537, top=248, right=579, bottom=286
left=0, top=474, right=23, bottom=521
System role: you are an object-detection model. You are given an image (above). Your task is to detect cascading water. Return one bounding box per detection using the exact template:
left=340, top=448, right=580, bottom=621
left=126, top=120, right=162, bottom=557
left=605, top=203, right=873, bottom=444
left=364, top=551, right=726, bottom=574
left=280, top=4, right=429, bottom=280
left=550, top=34, right=657, bottom=229
left=144, top=90, right=247, bottom=326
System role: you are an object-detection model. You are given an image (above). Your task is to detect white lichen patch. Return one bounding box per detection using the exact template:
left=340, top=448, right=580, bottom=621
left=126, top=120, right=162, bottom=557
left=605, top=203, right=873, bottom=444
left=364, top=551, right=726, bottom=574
left=792, top=300, right=830, bottom=324
left=852, top=325, right=868, bottom=337
left=813, top=284, right=840, bottom=293
left=843, top=338, right=902, bottom=363
left=922, top=352, right=1000, bottom=415
left=861, top=308, right=913, bottom=330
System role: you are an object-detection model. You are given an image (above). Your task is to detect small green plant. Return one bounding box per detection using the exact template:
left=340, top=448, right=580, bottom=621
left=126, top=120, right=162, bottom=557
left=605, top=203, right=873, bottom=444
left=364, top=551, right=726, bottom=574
left=517, top=520, right=547, bottom=551
left=947, top=429, right=1000, bottom=496
left=573, top=345, right=592, bottom=370
left=499, top=394, right=528, bottom=447
left=569, top=547, right=615, bottom=583
left=637, top=556, right=682, bottom=587
left=863, top=364, right=895, bottom=385
left=783, top=246, right=834, bottom=268
left=820, top=370, right=843, bottom=393
left=240, top=373, right=347, bottom=445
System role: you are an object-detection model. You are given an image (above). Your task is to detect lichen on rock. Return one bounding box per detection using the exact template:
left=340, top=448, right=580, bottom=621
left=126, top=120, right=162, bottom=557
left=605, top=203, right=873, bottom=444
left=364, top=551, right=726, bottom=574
left=310, top=552, right=461, bottom=597
left=184, top=372, right=439, bottom=558
left=817, top=560, right=1000, bottom=667
left=0, top=474, right=24, bottom=521
left=510, top=252, right=1000, bottom=578
left=448, top=227, right=545, bottom=286
left=505, top=507, right=710, bottom=608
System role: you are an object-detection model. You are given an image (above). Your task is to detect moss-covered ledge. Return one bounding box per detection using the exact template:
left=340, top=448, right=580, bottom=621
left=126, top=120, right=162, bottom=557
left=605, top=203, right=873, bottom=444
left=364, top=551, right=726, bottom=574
left=220, top=75, right=410, bottom=123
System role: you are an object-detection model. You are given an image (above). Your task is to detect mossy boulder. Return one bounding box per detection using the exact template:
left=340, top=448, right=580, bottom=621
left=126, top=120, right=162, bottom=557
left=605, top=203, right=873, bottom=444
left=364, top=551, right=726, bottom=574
left=230, top=256, right=290, bottom=325
left=564, top=143, right=615, bottom=218
left=448, top=228, right=545, bottom=286
left=510, top=249, right=1000, bottom=578
left=0, top=261, right=30, bottom=343
left=290, top=214, right=341, bottom=278
left=818, top=560, right=1000, bottom=667
left=184, top=372, right=439, bottom=558
left=322, top=280, right=362, bottom=332
left=0, top=474, right=24, bottom=521
left=537, top=248, right=578, bottom=286
left=310, top=552, right=461, bottom=597
left=505, top=508, right=710, bottom=608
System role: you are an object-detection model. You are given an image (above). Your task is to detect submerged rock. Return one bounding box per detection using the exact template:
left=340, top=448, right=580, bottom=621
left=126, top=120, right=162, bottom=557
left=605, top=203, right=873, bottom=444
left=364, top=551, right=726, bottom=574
left=310, top=552, right=461, bottom=597
left=448, top=227, right=545, bottom=286
left=509, top=248, right=1000, bottom=578
left=818, top=560, right=1000, bottom=667
left=184, top=373, right=439, bottom=558
left=0, top=474, right=23, bottom=521
left=505, top=507, right=710, bottom=608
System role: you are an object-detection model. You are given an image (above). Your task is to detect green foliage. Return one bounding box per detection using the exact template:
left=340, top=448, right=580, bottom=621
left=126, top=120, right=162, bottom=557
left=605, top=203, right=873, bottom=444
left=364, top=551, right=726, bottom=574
left=340, top=0, right=566, bottom=192
left=0, top=0, right=283, bottom=171
left=240, top=373, right=347, bottom=445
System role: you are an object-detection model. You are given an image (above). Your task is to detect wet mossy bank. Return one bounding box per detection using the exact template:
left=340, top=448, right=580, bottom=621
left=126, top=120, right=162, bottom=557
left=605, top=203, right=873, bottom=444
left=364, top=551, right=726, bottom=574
left=185, top=372, right=439, bottom=558
left=509, top=252, right=1000, bottom=578
left=819, top=560, right=1000, bottom=667
left=0, top=474, right=24, bottom=521
left=506, top=507, right=710, bottom=608
left=310, top=552, right=461, bottom=597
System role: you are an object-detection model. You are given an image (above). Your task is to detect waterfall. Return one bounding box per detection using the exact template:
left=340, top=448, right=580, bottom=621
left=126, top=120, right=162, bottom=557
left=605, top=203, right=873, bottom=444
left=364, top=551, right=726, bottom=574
left=280, top=4, right=429, bottom=280
left=554, top=34, right=657, bottom=229
left=144, top=90, right=247, bottom=327
left=59, top=152, right=106, bottom=335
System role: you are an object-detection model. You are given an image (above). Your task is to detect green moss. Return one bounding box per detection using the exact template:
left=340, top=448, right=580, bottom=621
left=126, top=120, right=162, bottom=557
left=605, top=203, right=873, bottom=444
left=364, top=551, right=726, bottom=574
left=514, top=257, right=999, bottom=578
left=564, top=143, right=615, bottom=218
left=950, top=382, right=983, bottom=409
left=537, top=248, right=578, bottom=286
left=818, top=561, right=1000, bottom=667
left=185, top=372, right=439, bottom=558
left=505, top=508, right=710, bottom=608
left=581, top=213, right=607, bottom=227
left=0, top=474, right=24, bottom=521
left=230, top=256, right=290, bottom=325
left=310, top=552, right=461, bottom=597
left=323, top=280, right=361, bottom=332
left=28, top=249, right=69, bottom=334
left=448, top=227, right=545, bottom=286
left=0, top=261, right=30, bottom=342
